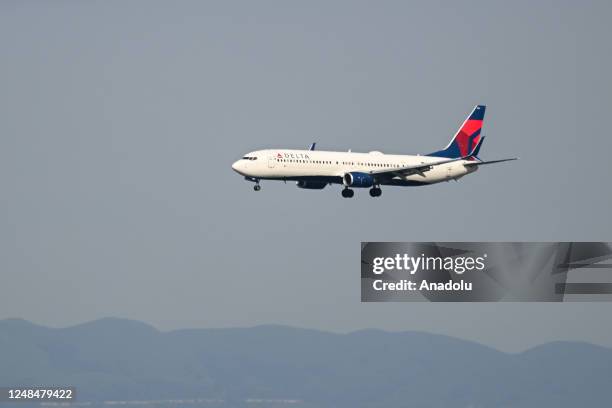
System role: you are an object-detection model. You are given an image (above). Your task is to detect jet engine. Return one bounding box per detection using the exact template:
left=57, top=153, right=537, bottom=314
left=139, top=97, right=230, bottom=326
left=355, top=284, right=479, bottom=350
left=296, top=180, right=327, bottom=189
left=343, top=172, right=375, bottom=188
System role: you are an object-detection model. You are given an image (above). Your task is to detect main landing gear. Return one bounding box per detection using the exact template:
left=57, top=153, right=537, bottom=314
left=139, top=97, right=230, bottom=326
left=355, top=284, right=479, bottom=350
left=341, top=187, right=382, bottom=198
left=341, top=188, right=354, bottom=198
left=369, top=187, right=382, bottom=197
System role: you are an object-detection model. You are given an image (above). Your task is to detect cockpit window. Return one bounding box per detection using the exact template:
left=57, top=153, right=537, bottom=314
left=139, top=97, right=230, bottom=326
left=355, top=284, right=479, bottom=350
left=242, top=156, right=257, bottom=160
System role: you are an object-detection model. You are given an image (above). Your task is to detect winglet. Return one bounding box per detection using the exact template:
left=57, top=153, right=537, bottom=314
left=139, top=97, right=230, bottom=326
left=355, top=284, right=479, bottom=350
left=308, top=142, right=316, bottom=151
left=469, top=136, right=485, bottom=159
left=462, top=135, right=519, bottom=166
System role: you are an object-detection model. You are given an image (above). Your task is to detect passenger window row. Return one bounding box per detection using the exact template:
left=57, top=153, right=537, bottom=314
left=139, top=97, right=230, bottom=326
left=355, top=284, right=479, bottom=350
left=278, top=158, right=406, bottom=167
left=279, top=159, right=333, bottom=164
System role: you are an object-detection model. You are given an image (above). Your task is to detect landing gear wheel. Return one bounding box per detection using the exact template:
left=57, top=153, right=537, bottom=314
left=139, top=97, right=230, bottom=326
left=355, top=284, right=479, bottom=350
left=341, top=188, right=354, bottom=198
left=254, top=184, right=261, bottom=191
left=369, top=187, right=382, bottom=197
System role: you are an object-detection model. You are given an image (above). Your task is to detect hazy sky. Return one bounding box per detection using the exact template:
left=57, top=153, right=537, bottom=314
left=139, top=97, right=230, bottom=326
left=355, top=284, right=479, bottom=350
left=1, top=0, right=612, bottom=352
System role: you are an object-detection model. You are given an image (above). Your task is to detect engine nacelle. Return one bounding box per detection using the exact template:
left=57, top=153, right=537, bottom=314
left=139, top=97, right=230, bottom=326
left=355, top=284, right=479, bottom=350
left=343, top=172, right=374, bottom=188
left=296, top=180, right=327, bottom=189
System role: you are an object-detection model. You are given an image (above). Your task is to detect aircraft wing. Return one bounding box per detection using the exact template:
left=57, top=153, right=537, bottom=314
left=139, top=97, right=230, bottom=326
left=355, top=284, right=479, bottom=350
left=368, top=156, right=469, bottom=178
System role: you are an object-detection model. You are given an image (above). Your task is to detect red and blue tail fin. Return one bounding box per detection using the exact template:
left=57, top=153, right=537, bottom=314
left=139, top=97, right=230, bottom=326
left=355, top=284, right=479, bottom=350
left=428, top=105, right=485, bottom=158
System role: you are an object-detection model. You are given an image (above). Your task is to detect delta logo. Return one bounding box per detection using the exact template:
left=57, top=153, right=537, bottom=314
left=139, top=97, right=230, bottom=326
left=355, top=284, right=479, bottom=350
left=277, top=152, right=311, bottom=159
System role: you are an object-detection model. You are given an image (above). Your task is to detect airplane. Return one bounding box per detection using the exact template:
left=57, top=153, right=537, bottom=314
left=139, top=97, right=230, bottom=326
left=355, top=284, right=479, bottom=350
left=231, top=105, right=517, bottom=198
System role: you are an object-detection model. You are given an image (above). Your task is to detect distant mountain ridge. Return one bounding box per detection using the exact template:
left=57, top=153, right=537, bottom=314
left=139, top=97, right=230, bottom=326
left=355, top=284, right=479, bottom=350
left=1, top=318, right=611, bottom=407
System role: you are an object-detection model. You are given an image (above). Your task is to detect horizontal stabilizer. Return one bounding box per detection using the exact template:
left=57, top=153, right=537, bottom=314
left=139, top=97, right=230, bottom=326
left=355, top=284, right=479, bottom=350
left=465, top=158, right=518, bottom=166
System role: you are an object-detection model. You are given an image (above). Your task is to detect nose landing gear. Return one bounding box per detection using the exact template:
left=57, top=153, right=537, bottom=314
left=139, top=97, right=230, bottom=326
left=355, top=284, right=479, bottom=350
left=245, top=176, right=261, bottom=191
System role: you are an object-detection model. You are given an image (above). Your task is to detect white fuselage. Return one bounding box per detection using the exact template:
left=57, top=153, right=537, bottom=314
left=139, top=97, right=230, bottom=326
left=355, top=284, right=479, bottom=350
left=232, top=149, right=477, bottom=186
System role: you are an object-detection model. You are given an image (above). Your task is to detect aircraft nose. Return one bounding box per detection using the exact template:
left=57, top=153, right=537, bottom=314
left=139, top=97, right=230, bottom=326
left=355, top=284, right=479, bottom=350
left=231, top=160, right=242, bottom=174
